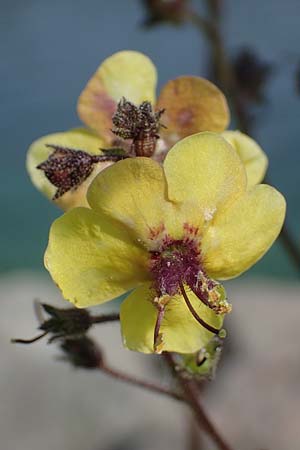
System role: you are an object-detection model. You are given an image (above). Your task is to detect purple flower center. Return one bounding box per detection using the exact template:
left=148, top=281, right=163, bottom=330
left=148, top=224, right=228, bottom=311
left=148, top=224, right=231, bottom=352
left=150, top=234, right=201, bottom=297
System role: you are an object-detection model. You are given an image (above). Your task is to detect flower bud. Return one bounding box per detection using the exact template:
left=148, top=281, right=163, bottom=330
left=40, top=303, right=92, bottom=339
left=60, top=336, right=103, bottom=369
left=142, top=0, right=188, bottom=26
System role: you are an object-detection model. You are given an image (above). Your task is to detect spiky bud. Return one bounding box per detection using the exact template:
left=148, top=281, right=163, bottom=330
left=112, top=97, right=165, bottom=157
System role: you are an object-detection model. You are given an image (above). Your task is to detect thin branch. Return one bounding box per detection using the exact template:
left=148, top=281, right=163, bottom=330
left=11, top=331, right=48, bottom=344
left=188, top=0, right=300, bottom=274
left=279, top=224, right=300, bottom=269
left=91, top=312, right=120, bottom=324
left=99, top=361, right=183, bottom=402
left=163, top=352, right=234, bottom=450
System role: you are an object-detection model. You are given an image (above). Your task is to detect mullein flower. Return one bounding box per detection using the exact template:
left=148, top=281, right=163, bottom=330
left=221, top=130, right=268, bottom=187
left=44, top=132, right=285, bottom=354
left=26, top=50, right=231, bottom=210
left=27, top=50, right=268, bottom=210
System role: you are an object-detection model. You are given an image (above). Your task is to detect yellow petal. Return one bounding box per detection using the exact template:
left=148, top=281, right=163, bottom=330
left=120, top=283, right=223, bottom=354
left=45, top=207, right=149, bottom=308
left=157, top=76, right=230, bottom=143
left=164, top=132, right=247, bottom=225
left=77, top=51, right=157, bottom=142
left=87, top=157, right=180, bottom=243
left=26, top=128, right=111, bottom=210
left=202, top=184, right=286, bottom=279
left=222, top=130, right=268, bottom=187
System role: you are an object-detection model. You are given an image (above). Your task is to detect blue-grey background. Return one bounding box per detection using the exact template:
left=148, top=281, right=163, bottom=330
left=1, top=0, right=299, bottom=277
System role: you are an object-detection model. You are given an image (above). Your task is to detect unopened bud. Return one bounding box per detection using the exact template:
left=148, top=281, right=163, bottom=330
left=142, top=0, right=188, bottom=26
left=40, top=304, right=92, bottom=340
left=60, top=336, right=104, bottom=369
left=233, top=48, right=273, bottom=103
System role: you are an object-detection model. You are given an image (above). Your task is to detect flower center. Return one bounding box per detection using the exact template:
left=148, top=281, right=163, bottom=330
left=148, top=225, right=231, bottom=352
left=150, top=236, right=201, bottom=297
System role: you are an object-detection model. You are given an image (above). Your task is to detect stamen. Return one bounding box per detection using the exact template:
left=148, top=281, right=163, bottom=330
left=153, top=303, right=165, bottom=353
left=98, top=147, right=129, bottom=162
left=179, top=283, right=220, bottom=335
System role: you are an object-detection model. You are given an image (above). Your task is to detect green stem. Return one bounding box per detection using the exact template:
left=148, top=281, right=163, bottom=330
left=99, top=361, right=183, bottom=402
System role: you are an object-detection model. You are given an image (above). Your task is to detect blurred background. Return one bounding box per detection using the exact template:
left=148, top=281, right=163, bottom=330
left=1, top=1, right=300, bottom=449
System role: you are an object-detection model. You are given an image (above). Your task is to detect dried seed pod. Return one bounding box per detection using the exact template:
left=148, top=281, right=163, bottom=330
left=112, top=97, right=165, bottom=157
left=37, top=145, right=128, bottom=199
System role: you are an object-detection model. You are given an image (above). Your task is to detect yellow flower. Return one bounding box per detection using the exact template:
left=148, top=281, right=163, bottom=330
left=222, top=130, right=268, bottom=187
left=27, top=50, right=268, bottom=210
left=45, top=133, right=285, bottom=354
left=26, top=50, right=230, bottom=210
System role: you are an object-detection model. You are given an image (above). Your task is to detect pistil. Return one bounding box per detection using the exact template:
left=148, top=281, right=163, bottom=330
left=179, top=283, right=220, bottom=334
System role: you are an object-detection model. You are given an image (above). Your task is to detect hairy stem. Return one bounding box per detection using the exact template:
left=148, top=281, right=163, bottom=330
left=91, top=312, right=120, bottom=324
left=164, top=352, right=234, bottom=450
left=99, top=361, right=183, bottom=402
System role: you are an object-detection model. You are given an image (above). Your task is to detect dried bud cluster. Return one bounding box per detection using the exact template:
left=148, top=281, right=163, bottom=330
left=142, top=0, right=188, bottom=26
left=37, top=146, right=99, bottom=199
left=233, top=49, right=273, bottom=103
left=112, top=98, right=165, bottom=157
left=37, top=145, right=127, bottom=199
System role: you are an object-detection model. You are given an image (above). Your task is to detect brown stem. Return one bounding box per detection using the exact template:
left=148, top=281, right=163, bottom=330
left=188, top=414, right=203, bottom=450
left=279, top=224, right=300, bottom=269
left=91, top=312, right=120, bottom=324
left=164, top=352, right=234, bottom=450
left=189, top=1, right=300, bottom=274
left=93, top=154, right=129, bottom=163
left=99, top=361, right=183, bottom=402
left=11, top=331, right=48, bottom=344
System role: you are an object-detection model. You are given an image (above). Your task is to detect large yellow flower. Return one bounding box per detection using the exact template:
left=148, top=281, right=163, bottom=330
left=45, top=133, right=285, bottom=354
left=27, top=50, right=267, bottom=210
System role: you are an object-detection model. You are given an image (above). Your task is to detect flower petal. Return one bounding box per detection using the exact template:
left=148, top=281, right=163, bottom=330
left=157, top=76, right=230, bottom=143
left=77, top=51, right=157, bottom=142
left=202, top=184, right=286, bottom=279
left=45, top=207, right=149, bottom=307
left=164, top=132, right=247, bottom=223
left=120, top=283, right=224, bottom=354
left=26, top=128, right=111, bottom=210
left=222, top=130, right=268, bottom=187
left=87, top=157, right=180, bottom=242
